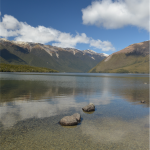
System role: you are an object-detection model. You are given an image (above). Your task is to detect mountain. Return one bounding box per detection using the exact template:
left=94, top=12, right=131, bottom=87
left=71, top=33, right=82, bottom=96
left=0, top=38, right=107, bottom=72
left=89, top=41, right=149, bottom=73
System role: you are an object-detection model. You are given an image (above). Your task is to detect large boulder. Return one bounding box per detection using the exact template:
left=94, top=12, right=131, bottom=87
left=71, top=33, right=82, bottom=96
left=72, top=113, right=81, bottom=122
left=82, top=103, right=95, bottom=112
left=59, top=113, right=81, bottom=126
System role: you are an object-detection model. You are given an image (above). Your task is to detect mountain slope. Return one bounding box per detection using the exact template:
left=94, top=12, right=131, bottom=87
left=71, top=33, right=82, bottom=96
left=0, top=38, right=107, bottom=72
left=89, top=41, right=149, bottom=73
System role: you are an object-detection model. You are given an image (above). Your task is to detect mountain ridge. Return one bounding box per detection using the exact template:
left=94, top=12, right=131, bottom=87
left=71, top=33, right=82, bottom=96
left=0, top=38, right=107, bottom=72
left=0, top=38, right=108, bottom=58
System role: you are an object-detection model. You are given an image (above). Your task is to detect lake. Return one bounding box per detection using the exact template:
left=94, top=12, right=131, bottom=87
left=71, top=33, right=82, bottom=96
left=0, top=72, right=149, bottom=150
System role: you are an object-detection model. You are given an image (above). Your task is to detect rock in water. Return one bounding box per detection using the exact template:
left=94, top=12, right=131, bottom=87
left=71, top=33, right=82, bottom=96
left=59, top=116, right=78, bottom=126
left=59, top=113, right=81, bottom=126
left=72, top=113, right=81, bottom=122
left=82, top=103, right=95, bottom=112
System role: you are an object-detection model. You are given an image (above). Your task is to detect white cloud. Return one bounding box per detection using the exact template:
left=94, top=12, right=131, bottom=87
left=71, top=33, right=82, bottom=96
left=82, top=0, right=149, bottom=31
left=15, top=23, right=60, bottom=44
left=0, top=14, right=115, bottom=51
left=90, top=39, right=116, bottom=51
left=2, top=14, right=20, bottom=30
left=52, top=32, right=90, bottom=48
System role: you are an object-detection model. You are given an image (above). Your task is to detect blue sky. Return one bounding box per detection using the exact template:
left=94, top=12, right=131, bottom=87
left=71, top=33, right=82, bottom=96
left=0, top=0, right=149, bottom=55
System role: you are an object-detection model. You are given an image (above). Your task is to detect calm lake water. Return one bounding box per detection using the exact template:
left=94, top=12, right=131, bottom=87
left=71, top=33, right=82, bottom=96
left=0, top=72, right=149, bottom=150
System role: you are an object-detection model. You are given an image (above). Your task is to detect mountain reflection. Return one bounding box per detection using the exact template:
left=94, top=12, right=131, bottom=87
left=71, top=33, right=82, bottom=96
left=109, top=76, right=149, bottom=106
left=0, top=81, right=99, bottom=104
left=0, top=74, right=116, bottom=103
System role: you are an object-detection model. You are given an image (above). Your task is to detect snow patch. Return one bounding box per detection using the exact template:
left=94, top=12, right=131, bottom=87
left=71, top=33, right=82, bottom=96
left=12, top=41, right=29, bottom=45
left=0, top=38, right=9, bottom=42
left=73, top=50, right=76, bottom=55
left=56, top=53, right=59, bottom=58
left=91, top=57, right=95, bottom=60
left=83, top=49, right=97, bottom=54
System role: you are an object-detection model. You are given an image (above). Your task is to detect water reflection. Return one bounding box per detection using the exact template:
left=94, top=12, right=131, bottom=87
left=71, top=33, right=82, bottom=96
left=110, top=77, right=149, bottom=106
left=0, top=91, right=116, bottom=129
left=0, top=73, right=149, bottom=150
left=0, top=73, right=149, bottom=129
left=0, top=96, right=79, bottom=128
left=0, top=75, right=117, bottom=128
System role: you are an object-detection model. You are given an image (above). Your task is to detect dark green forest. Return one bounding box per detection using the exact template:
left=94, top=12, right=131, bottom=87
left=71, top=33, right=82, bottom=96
left=0, top=63, right=58, bottom=73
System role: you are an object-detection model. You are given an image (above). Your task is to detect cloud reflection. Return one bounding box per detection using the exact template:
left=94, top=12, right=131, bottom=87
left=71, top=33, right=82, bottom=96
left=0, top=96, right=84, bottom=128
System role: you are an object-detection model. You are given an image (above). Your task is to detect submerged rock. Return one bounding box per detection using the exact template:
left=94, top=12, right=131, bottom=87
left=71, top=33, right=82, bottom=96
left=59, top=113, right=81, bottom=126
left=82, top=103, right=95, bottom=112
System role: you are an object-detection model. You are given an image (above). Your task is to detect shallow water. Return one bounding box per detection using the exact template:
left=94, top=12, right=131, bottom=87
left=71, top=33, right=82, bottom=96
left=0, top=72, right=149, bottom=150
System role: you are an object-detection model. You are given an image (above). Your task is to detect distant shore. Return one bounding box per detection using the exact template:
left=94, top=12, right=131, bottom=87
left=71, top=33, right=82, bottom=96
left=0, top=63, right=59, bottom=73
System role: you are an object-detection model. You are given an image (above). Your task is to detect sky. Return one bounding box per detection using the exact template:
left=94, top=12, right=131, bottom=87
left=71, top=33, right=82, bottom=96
left=0, top=0, right=149, bottom=55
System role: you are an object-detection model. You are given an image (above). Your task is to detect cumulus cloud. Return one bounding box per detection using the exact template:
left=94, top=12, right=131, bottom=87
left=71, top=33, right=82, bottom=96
left=82, top=0, right=149, bottom=31
left=0, top=14, right=115, bottom=51
left=52, top=32, right=89, bottom=48
left=90, top=39, right=116, bottom=51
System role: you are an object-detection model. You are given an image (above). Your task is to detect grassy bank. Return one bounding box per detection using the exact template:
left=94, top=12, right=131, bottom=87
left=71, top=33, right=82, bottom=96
left=89, top=54, right=149, bottom=74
